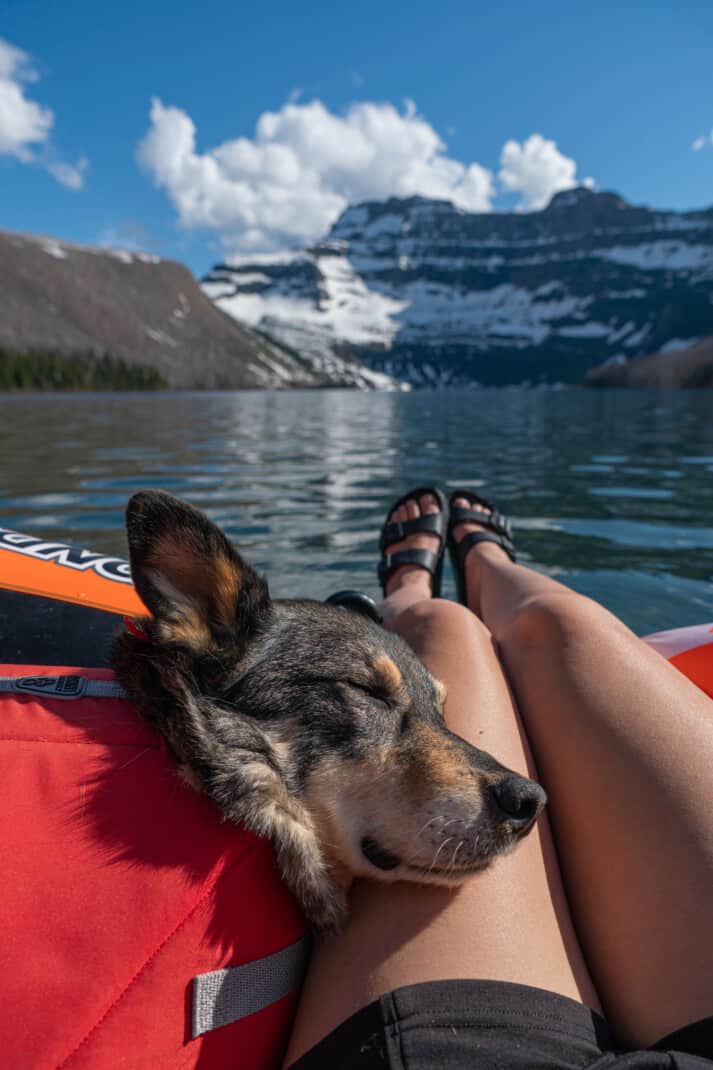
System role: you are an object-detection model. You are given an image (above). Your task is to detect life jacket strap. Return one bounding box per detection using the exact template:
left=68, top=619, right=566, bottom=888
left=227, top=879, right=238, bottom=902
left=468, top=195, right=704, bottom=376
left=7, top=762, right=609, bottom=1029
left=192, top=933, right=311, bottom=1037
left=0, top=675, right=128, bottom=700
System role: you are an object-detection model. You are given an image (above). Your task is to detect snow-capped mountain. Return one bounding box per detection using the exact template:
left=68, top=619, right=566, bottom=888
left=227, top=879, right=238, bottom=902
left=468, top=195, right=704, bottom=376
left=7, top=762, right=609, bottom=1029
left=202, top=187, right=713, bottom=386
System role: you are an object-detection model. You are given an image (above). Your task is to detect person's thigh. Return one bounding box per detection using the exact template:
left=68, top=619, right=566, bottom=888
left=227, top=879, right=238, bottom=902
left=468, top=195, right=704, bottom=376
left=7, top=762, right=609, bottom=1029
left=284, top=600, right=600, bottom=1066
left=493, top=591, right=713, bottom=1046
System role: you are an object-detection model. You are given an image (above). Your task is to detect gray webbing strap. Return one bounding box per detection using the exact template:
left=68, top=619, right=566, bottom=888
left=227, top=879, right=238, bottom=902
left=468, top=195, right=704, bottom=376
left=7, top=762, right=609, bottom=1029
left=0, top=675, right=128, bottom=700
left=192, top=933, right=312, bottom=1038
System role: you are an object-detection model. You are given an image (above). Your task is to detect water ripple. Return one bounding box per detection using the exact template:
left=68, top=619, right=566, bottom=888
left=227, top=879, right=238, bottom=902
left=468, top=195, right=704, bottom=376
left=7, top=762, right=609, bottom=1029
left=0, top=388, right=712, bottom=633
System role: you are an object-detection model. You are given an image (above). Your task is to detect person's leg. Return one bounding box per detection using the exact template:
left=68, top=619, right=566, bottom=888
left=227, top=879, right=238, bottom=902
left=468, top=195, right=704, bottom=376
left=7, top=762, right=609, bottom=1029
left=285, top=495, right=600, bottom=1066
left=452, top=497, right=713, bottom=1047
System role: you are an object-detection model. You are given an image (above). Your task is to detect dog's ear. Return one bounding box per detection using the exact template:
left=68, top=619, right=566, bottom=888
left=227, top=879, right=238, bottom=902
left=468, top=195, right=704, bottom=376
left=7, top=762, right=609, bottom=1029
left=125, top=490, right=270, bottom=651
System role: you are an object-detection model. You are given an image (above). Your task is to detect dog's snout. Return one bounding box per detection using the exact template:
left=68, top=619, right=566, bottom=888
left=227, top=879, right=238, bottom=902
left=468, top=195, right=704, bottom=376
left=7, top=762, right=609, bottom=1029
left=489, top=775, right=546, bottom=828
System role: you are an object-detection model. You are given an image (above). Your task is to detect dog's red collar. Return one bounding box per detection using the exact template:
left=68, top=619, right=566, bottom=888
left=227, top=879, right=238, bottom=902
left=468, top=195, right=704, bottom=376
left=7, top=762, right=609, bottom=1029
left=124, top=616, right=150, bottom=641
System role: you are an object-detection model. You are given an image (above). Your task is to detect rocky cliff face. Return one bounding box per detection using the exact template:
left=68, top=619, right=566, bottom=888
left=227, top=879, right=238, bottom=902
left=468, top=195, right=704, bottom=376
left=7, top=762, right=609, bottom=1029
left=203, top=187, right=713, bottom=386
left=0, top=229, right=398, bottom=389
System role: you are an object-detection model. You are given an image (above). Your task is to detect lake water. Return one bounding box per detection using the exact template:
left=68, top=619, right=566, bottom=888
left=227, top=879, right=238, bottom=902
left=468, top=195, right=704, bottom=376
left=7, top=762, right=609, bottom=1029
left=1, top=388, right=712, bottom=635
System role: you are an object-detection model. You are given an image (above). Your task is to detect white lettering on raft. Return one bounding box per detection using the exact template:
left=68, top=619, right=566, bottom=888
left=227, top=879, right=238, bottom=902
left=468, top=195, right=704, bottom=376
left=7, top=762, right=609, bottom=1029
left=0, top=528, right=133, bottom=584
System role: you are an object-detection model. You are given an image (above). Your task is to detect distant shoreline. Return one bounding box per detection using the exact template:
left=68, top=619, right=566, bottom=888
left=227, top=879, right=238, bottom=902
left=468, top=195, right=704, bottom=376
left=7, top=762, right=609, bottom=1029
left=0, top=348, right=166, bottom=391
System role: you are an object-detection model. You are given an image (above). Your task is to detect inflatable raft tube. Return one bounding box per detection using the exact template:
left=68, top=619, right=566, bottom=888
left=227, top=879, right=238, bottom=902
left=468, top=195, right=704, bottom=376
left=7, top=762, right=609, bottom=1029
left=0, top=525, right=145, bottom=665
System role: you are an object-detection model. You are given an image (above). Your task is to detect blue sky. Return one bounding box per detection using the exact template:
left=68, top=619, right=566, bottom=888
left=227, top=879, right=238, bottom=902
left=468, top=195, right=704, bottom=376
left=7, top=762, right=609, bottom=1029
left=1, top=0, right=712, bottom=275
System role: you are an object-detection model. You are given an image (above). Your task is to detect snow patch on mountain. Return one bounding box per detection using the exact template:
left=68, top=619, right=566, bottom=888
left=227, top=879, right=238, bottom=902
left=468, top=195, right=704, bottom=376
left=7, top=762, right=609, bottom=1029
left=203, top=188, right=713, bottom=386
left=601, top=241, right=713, bottom=274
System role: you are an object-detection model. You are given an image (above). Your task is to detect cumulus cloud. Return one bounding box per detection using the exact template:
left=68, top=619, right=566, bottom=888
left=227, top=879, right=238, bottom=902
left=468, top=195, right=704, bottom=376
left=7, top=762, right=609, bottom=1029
left=137, top=97, right=495, bottom=253
left=0, top=37, right=86, bottom=188
left=499, top=134, right=594, bottom=210
left=0, top=38, right=52, bottom=159
left=692, top=131, right=712, bottom=151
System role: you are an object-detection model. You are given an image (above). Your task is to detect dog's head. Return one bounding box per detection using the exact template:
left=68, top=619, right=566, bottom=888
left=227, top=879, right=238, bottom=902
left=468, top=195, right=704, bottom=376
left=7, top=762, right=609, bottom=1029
left=113, top=491, right=545, bottom=922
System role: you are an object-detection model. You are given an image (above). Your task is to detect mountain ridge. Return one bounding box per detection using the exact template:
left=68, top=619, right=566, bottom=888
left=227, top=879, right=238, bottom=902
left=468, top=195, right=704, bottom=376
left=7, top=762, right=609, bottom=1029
left=0, top=228, right=400, bottom=390
left=203, top=187, right=713, bottom=386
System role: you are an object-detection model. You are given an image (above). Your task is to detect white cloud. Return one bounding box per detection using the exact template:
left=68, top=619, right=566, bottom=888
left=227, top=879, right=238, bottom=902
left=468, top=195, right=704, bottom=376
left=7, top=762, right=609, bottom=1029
left=499, top=134, right=593, bottom=211
left=0, top=38, right=52, bottom=159
left=692, top=131, right=712, bottom=152
left=137, top=97, right=495, bottom=253
left=47, top=155, right=89, bottom=190
left=0, top=37, right=86, bottom=188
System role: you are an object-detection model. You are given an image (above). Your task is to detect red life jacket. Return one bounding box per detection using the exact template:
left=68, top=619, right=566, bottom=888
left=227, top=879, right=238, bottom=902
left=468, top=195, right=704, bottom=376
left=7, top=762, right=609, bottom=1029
left=1, top=664, right=308, bottom=1070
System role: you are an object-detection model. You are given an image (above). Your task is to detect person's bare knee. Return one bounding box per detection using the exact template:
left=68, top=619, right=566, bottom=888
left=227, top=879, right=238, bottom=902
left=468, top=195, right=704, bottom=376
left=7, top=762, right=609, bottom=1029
left=390, top=596, right=492, bottom=647
left=495, top=590, right=626, bottom=653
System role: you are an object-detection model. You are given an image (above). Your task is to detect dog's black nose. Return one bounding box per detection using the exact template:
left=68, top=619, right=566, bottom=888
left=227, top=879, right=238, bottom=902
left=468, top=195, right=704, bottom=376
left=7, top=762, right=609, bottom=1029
left=489, top=776, right=546, bottom=828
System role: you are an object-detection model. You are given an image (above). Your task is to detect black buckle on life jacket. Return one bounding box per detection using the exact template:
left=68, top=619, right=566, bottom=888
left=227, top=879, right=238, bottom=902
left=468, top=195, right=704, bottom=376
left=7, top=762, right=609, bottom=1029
left=15, top=675, right=87, bottom=699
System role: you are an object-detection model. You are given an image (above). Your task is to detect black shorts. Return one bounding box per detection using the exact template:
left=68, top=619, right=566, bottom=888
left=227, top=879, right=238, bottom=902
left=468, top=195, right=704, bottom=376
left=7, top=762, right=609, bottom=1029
left=291, top=979, right=713, bottom=1069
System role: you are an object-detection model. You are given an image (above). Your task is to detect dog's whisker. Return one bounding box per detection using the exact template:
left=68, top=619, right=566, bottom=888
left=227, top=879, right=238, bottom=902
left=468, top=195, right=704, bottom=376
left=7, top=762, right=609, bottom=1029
left=402, top=815, right=450, bottom=866
left=440, top=817, right=466, bottom=833
left=449, top=839, right=465, bottom=872
left=400, top=813, right=445, bottom=864
left=415, top=814, right=446, bottom=841
left=428, top=836, right=454, bottom=873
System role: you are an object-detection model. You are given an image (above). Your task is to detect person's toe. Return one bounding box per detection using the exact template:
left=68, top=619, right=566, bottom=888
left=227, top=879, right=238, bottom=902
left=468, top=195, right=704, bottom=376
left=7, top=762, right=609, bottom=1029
left=382, top=492, right=443, bottom=597
left=452, top=497, right=489, bottom=542
left=421, top=492, right=439, bottom=516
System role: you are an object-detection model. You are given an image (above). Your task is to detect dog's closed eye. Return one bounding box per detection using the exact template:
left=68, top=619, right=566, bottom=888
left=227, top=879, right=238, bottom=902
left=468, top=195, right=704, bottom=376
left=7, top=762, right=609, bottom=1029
left=345, top=681, right=392, bottom=709
left=301, top=672, right=391, bottom=707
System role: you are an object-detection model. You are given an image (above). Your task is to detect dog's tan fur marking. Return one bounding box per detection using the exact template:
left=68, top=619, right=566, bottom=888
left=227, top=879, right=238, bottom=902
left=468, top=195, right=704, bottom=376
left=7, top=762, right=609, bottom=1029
left=308, top=800, right=354, bottom=891
left=403, top=722, right=475, bottom=791
left=158, top=610, right=212, bottom=650
left=373, top=654, right=404, bottom=694
left=148, top=537, right=211, bottom=601
left=432, top=676, right=447, bottom=706
left=147, top=535, right=242, bottom=632
left=258, top=791, right=347, bottom=929
left=212, top=553, right=242, bottom=625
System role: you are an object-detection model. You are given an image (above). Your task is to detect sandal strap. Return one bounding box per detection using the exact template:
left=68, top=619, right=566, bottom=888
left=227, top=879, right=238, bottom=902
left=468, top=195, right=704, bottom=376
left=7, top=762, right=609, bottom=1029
left=455, top=530, right=516, bottom=565
left=449, top=506, right=512, bottom=540
left=377, top=548, right=441, bottom=587
left=379, top=511, right=445, bottom=551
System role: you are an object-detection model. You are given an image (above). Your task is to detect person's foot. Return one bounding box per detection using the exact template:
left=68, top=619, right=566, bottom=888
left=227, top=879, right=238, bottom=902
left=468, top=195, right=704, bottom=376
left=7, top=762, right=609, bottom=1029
left=382, top=492, right=443, bottom=600
left=451, top=497, right=513, bottom=616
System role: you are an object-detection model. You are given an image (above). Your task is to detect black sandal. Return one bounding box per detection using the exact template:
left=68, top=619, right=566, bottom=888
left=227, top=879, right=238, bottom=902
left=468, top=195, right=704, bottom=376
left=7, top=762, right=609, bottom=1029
left=378, top=487, right=448, bottom=597
left=447, top=489, right=516, bottom=605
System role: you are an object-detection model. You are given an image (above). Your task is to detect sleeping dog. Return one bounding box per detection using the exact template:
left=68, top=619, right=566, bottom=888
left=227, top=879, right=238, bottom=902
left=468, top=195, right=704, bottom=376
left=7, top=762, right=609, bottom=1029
left=112, top=490, right=546, bottom=931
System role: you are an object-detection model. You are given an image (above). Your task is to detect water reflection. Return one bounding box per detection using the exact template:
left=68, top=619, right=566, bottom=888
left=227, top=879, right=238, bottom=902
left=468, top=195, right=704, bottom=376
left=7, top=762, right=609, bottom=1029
left=0, top=388, right=712, bottom=634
